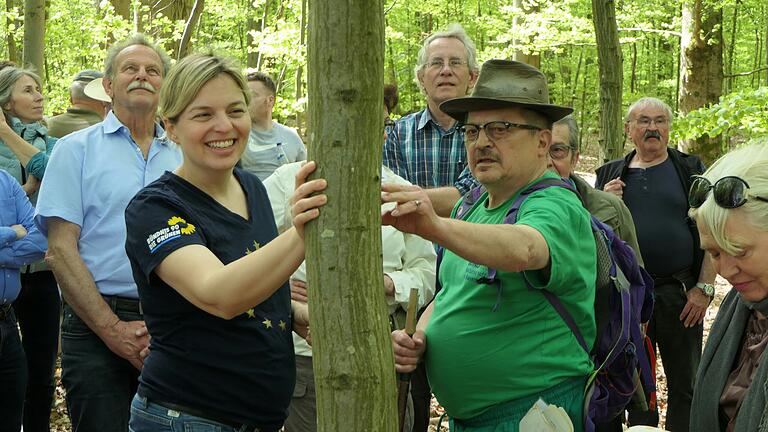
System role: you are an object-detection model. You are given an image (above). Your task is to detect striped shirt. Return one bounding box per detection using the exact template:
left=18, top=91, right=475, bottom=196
left=383, top=108, right=477, bottom=194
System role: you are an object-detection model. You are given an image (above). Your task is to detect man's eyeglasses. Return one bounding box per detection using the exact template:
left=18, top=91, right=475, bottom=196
left=549, top=143, right=574, bottom=160
left=426, top=58, right=468, bottom=71
left=383, top=118, right=395, bottom=133
left=459, top=121, right=541, bottom=143
left=688, top=175, right=768, bottom=209
left=633, top=117, right=669, bottom=128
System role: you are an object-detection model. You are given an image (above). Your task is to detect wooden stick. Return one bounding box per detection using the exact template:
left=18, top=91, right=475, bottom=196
left=397, top=288, right=420, bottom=431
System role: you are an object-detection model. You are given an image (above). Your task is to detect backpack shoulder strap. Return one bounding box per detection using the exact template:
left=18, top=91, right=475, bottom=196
left=505, top=177, right=591, bottom=353
left=435, top=184, right=486, bottom=294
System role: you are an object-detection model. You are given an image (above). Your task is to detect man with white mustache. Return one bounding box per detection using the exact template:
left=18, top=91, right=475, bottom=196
left=35, top=34, right=182, bottom=432
left=595, top=97, right=716, bottom=431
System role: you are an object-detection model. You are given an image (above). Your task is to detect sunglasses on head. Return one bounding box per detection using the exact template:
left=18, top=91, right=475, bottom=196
left=688, top=175, right=768, bottom=209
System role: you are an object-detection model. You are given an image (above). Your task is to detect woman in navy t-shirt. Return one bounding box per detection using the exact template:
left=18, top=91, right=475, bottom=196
left=124, top=54, right=326, bottom=432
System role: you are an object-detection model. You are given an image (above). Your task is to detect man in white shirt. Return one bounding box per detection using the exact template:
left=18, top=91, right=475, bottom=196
left=239, top=71, right=307, bottom=180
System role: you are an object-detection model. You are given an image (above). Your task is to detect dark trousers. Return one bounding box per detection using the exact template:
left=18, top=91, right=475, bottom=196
left=0, top=307, right=28, bottom=432
left=410, top=362, right=430, bottom=432
left=13, top=271, right=61, bottom=432
left=61, top=303, right=141, bottom=432
left=629, top=281, right=701, bottom=432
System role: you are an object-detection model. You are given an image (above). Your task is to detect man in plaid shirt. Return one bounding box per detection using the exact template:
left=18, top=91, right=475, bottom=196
left=384, top=24, right=479, bottom=217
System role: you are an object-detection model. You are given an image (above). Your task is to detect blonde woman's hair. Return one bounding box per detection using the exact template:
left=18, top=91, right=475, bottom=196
left=159, top=53, right=251, bottom=123
left=689, top=139, right=768, bottom=255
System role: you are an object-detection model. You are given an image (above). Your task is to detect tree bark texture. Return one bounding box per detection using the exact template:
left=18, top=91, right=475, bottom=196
left=22, top=0, right=45, bottom=84
left=591, top=0, right=624, bottom=162
left=678, top=0, right=723, bottom=163
left=306, top=0, right=397, bottom=430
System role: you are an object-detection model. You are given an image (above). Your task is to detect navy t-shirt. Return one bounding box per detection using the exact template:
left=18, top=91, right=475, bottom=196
left=124, top=168, right=294, bottom=429
left=623, top=158, right=695, bottom=276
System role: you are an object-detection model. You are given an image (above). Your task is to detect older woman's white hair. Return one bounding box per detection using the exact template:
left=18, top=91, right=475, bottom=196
left=689, top=139, right=768, bottom=255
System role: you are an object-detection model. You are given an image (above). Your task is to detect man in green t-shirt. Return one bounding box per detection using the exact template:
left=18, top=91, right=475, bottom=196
left=383, top=60, right=597, bottom=432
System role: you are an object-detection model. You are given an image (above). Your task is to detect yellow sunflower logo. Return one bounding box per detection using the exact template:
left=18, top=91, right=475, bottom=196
left=167, top=216, right=196, bottom=235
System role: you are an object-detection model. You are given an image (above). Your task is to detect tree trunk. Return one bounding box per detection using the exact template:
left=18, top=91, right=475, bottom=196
left=678, top=0, right=723, bottom=163
left=591, top=0, right=623, bottom=162
left=725, top=0, right=738, bottom=93
left=306, top=0, right=397, bottom=429
left=177, top=0, right=204, bottom=60
left=630, top=43, right=637, bottom=93
left=6, top=0, right=20, bottom=64
left=294, top=0, right=307, bottom=135
left=245, top=0, right=260, bottom=68
left=512, top=0, right=540, bottom=67
left=22, top=0, right=45, bottom=83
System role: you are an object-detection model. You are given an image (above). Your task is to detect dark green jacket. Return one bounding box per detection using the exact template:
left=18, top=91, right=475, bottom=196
left=571, top=174, right=644, bottom=267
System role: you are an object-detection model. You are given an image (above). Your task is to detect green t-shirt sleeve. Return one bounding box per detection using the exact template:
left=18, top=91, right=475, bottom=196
left=516, top=187, right=596, bottom=295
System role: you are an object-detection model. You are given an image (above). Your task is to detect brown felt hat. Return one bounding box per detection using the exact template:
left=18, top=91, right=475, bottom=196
left=440, top=59, right=573, bottom=123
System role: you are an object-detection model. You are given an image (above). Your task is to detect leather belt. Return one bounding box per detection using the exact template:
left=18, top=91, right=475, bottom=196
left=102, top=295, right=142, bottom=314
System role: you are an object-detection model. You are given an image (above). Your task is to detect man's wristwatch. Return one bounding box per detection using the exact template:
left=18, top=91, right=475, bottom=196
left=695, top=282, right=715, bottom=298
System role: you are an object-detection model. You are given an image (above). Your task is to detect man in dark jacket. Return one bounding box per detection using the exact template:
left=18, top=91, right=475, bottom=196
left=595, top=97, right=716, bottom=432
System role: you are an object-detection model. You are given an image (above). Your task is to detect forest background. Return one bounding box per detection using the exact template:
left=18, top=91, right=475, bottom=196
left=5, top=0, right=768, bottom=166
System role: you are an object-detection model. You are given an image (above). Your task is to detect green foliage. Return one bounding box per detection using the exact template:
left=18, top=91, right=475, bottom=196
left=0, top=0, right=764, bottom=159
left=673, top=87, right=768, bottom=143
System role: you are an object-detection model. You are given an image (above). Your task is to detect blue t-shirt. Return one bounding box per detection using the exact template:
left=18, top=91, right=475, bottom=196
left=124, top=168, right=294, bottom=429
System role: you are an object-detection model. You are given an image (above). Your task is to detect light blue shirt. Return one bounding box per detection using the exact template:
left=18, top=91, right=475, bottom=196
left=35, top=111, right=182, bottom=298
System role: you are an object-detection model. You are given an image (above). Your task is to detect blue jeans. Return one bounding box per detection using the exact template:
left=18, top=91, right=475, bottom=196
left=0, top=306, right=28, bottom=432
left=61, top=303, right=141, bottom=432
left=14, top=270, right=61, bottom=432
left=129, top=394, right=266, bottom=432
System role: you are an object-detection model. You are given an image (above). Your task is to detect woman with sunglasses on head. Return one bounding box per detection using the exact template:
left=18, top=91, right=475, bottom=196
left=688, top=141, right=768, bottom=432
left=123, top=53, right=326, bottom=432
left=0, top=66, right=61, bottom=432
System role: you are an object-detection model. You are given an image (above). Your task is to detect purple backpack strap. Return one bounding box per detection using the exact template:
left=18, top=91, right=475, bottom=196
left=435, top=185, right=486, bottom=294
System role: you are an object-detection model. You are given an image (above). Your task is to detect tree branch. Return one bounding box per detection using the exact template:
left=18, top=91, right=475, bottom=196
left=724, top=66, right=768, bottom=78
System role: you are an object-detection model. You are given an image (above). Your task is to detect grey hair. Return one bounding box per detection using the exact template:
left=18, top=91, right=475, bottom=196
left=70, top=80, right=90, bottom=101
left=625, top=97, right=674, bottom=123
left=554, top=114, right=580, bottom=152
left=688, top=139, right=768, bottom=255
left=413, top=23, right=479, bottom=92
left=104, top=34, right=171, bottom=80
left=0, top=66, right=42, bottom=112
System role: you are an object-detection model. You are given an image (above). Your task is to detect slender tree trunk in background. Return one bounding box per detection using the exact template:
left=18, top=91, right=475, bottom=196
left=512, top=0, right=540, bottom=67
left=177, top=0, right=204, bottom=60
left=591, top=0, right=624, bottom=162
left=22, top=0, right=46, bottom=84
left=6, top=0, right=20, bottom=64
left=765, top=4, right=768, bottom=85
left=255, top=0, right=271, bottom=70
left=306, top=0, right=397, bottom=429
left=630, top=43, right=637, bottom=93
left=679, top=0, right=723, bottom=163
left=245, top=0, right=259, bottom=68
left=294, top=0, right=307, bottom=135
left=725, top=0, right=738, bottom=93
